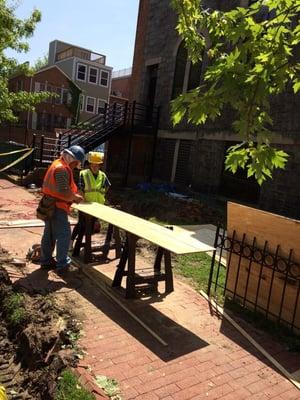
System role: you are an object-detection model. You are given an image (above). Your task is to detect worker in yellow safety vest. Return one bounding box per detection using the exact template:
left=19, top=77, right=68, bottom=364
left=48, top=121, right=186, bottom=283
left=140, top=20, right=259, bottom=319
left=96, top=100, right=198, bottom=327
left=0, top=386, right=7, bottom=400
left=71, top=151, right=110, bottom=249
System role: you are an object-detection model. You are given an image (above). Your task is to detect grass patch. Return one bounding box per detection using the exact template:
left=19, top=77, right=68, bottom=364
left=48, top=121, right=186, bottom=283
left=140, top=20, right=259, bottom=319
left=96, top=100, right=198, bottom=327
left=174, top=252, right=226, bottom=304
left=3, top=292, right=27, bottom=326
left=55, top=370, right=95, bottom=400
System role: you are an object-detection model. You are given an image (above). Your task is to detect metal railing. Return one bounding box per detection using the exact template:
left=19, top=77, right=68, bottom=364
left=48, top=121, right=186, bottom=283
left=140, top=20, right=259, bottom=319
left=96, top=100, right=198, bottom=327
left=208, top=226, right=300, bottom=333
left=29, top=101, right=160, bottom=168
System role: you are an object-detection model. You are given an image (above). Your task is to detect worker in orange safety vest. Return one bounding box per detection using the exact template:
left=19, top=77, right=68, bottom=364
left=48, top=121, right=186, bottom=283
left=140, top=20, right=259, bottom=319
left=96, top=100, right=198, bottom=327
left=39, top=145, right=84, bottom=274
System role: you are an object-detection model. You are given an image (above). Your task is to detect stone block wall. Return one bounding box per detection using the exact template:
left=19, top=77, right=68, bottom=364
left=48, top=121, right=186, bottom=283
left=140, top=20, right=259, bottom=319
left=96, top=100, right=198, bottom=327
left=259, top=144, right=300, bottom=220
left=189, top=139, right=225, bottom=194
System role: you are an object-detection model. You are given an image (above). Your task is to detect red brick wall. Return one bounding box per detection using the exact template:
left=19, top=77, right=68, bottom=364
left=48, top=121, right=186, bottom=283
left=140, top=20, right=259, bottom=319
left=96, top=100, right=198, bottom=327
left=8, top=67, right=76, bottom=131
left=31, top=68, right=74, bottom=121
left=111, top=76, right=131, bottom=99
left=109, top=95, right=128, bottom=106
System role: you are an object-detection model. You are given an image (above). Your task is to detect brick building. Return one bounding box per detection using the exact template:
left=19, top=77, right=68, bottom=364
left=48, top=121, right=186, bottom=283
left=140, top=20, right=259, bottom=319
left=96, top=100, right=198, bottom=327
left=109, top=68, right=132, bottom=107
left=107, top=0, right=300, bottom=219
left=6, top=65, right=81, bottom=143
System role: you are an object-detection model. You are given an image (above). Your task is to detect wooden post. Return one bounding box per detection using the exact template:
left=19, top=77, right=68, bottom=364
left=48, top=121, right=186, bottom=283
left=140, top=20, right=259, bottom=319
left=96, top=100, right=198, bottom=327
left=126, top=233, right=138, bottom=298
left=24, top=121, right=29, bottom=146
left=32, top=133, right=36, bottom=149
left=58, top=132, right=62, bottom=153
left=84, top=216, right=93, bottom=264
left=113, top=227, right=122, bottom=259
left=102, top=223, right=113, bottom=258
left=164, top=250, right=173, bottom=293
left=39, top=135, right=44, bottom=166
left=124, top=101, right=136, bottom=186
left=112, top=236, right=129, bottom=287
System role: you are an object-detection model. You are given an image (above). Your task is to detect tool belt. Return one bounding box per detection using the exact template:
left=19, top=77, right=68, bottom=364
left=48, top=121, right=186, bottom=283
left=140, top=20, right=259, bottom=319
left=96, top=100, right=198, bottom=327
left=36, top=195, right=56, bottom=221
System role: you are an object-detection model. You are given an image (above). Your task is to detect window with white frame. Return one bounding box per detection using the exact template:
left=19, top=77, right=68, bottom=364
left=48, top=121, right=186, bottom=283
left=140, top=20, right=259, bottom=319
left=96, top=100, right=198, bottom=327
left=100, top=70, right=109, bottom=87
left=86, top=96, right=96, bottom=113
left=77, top=63, right=86, bottom=81
left=62, top=88, right=72, bottom=105
left=34, top=82, right=46, bottom=92
left=80, top=94, right=85, bottom=111
left=88, top=67, right=98, bottom=84
left=97, top=99, right=106, bottom=114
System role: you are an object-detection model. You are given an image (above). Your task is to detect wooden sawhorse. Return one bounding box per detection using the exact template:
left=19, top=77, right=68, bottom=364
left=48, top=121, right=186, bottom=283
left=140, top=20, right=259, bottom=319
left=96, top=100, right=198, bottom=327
left=112, top=232, right=174, bottom=298
left=72, top=214, right=122, bottom=263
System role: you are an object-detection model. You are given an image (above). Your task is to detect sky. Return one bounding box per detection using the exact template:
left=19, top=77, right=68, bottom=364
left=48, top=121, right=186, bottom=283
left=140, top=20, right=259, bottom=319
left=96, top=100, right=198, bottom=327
left=7, top=0, right=140, bottom=71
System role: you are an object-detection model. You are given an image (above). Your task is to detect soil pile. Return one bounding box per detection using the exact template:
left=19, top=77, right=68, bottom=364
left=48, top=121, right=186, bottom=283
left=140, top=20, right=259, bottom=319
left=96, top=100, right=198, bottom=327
left=108, top=188, right=223, bottom=226
left=0, top=265, right=80, bottom=399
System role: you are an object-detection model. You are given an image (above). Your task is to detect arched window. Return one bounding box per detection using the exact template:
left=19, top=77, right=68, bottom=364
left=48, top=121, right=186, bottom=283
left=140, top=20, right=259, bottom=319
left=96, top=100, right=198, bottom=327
left=187, top=60, right=202, bottom=91
left=172, top=42, right=188, bottom=99
left=171, top=41, right=202, bottom=99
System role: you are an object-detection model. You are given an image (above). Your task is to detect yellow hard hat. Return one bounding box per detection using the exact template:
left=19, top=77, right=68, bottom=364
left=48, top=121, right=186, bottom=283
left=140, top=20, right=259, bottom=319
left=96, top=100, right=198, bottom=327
left=87, top=152, right=104, bottom=164
left=0, top=386, right=7, bottom=400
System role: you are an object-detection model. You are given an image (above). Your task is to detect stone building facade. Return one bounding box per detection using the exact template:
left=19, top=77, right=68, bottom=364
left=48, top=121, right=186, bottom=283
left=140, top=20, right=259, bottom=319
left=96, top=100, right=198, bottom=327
left=108, top=0, right=300, bottom=219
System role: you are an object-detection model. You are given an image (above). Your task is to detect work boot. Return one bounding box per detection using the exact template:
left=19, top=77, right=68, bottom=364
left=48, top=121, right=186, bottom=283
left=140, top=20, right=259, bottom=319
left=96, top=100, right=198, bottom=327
left=55, top=265, right=70, bottom=276
left=40, top=258, right=56, bottom=270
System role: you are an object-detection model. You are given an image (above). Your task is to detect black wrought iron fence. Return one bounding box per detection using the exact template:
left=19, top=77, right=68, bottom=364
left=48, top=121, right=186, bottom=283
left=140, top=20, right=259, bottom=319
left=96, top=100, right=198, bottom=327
left=208, top=226, right=300, bottom=333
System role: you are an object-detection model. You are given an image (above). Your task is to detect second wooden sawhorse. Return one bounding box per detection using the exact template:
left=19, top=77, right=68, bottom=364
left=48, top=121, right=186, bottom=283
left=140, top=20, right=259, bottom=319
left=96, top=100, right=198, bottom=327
left=72, top=213, right=122, bottom=263
left=72, top=203, right=215, bottom=299
left=112, top=232, right=174, bottom=298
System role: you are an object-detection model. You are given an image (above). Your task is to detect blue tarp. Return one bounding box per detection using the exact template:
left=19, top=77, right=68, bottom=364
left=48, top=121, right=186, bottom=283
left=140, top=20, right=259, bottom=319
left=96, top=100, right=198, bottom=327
left=136, top=182, right=176, bottom=193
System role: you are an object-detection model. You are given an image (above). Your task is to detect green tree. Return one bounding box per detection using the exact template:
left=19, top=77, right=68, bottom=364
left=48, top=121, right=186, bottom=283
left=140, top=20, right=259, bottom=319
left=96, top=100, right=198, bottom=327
left=0, top=0, right=50, bottom=124
left=171, top=0, right=300, bottom=184
left=32, top=54, right=48, bottom=71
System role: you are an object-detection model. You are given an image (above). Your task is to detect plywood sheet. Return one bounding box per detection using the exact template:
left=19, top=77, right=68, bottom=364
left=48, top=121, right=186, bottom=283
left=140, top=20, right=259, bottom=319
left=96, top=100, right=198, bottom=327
left=73, top=203, right=214, bottom=255
left=226, top=255, right=300, bottom=331
left=227, top=202, right=300, bottom=260
left=226, top=202, right=300, bottom=332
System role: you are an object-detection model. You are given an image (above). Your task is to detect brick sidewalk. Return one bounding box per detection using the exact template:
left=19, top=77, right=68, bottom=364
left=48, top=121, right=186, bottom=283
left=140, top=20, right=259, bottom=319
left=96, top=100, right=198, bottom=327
left=0, top=180, right=299, bottom=400
left=74, top=263, right=299, bottom=400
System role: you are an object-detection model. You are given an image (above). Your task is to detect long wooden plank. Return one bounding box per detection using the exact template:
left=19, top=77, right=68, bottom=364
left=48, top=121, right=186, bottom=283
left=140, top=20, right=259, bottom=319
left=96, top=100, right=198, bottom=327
left=200, top=290, right=300, bottom=390
left=73, top=203, right=214, bottom=255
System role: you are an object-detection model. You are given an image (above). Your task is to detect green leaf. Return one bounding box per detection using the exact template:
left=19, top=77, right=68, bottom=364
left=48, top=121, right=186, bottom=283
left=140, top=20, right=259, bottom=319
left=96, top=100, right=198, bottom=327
left=293, top=80, right=300, bottom=93
left=170, top=0, right=295, bottom=184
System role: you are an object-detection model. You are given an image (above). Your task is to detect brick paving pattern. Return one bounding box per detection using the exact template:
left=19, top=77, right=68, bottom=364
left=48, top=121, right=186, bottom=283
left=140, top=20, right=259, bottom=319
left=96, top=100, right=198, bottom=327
left=0, top=179, right=299, bottom=400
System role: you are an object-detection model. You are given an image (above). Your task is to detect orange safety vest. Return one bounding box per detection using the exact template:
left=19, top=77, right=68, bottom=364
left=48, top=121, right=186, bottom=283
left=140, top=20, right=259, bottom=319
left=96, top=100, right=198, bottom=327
left=42, top=158, right=78, bottom=213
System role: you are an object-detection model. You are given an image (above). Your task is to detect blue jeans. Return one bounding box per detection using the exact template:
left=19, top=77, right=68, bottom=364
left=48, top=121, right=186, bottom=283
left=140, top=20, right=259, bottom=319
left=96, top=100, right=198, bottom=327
left=40, top=207, right=71, bottom=268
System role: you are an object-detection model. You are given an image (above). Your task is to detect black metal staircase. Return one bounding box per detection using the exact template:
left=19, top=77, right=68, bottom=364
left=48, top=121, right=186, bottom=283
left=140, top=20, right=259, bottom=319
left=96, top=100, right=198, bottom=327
left=30, top=101, right=159, bottom=168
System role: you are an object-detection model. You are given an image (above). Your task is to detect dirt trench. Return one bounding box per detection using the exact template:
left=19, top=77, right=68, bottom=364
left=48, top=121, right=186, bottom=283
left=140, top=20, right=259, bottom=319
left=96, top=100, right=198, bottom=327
left=0, top=258, right=80, bottom=399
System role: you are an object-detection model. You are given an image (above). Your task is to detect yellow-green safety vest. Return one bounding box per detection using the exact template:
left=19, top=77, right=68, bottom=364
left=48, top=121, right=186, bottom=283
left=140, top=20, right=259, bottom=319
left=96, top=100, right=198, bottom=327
left=80, top=169, right=106, bottom=204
